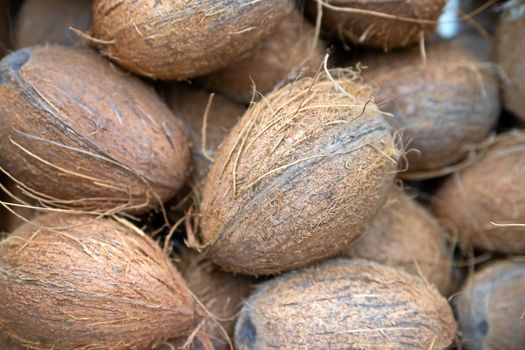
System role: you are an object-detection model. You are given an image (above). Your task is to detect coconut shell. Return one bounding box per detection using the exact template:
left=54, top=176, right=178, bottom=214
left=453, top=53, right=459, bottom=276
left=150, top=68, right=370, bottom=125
left=199, top=9, right=326, bottom=104
left=432, top=132, right=525, bottom=254
left=0, top=46, right=190, bottom=214
left=14, top=0, right=92, bottom=49
left=0, top=213, right=206, bottom=349
left=496, top=1, right=525, bottom=122
left=199, top=71, right=399, bottom=275
left=343, top=189, right=452, bottom=295
left=454, top=260, right=525, bottom=350
left=359, top=41, right=500, bottom=173
left=235, top=258, right=457, bottom=350
left=91, top=0, right=293, bottom=80
left=306, top=0, right=445, bottom=50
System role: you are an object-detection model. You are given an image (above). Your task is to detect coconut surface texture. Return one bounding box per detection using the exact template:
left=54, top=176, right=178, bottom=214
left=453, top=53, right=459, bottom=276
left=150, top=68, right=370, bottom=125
left=14, top=0, right=92, bottom=49
left=359, top=41, right=500, bottom=173
left=0, top=213, right=204, bottom=350
left=454, top=260, right=525, bottom=350
left=496, top=0, right=525, bottom=122
left=199, top=70, right=399, bottom=275
left=91, top=0, right=293, bottom=80
left=343, top=189, right=452, bottom=295
left=0, top=46, right=190, bottom=214
left=433, top=132, right=525, bottom=254
left=306, top=0, right=445, bottom=50
left=200, top=9, right=326, bottom=104
left=235, top=258, right=457, bottom=350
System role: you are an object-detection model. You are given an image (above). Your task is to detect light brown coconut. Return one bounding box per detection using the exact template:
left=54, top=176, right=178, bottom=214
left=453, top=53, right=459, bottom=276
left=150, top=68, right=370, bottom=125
left=0, top=46, right=190, bottom=215
left=199, top=9, right=326, bottom=104
left=496, top=0, right=525, bottom=122
left=199, top=70, right=400, bottom=275
left=0, top=213, right=210, bottom=350
left=432, top=132, right=525, bottom=254
left=306, top=0, right=445, bottom=50
left=14, top=0, right=92, bottom=49
left=358, top=40, right=500, bottom=173
left=91, top=0, right=293, bottom=80
left=235, top=258, right=457, bottom=350
left=454, top=260, right=525, bottom=350
left=343, top=189, right=453, bottom=295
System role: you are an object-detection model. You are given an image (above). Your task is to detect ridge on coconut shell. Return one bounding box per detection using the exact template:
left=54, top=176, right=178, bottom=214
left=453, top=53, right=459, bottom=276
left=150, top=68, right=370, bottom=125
left=91, top=0, right=294, bottom=80
left=0, top=46, right=190, bottom=215
left=199, top=69, right=400, bottom=275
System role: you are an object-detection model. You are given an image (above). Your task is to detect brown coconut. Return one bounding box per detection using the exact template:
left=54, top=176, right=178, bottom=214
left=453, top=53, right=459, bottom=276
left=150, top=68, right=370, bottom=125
left=199, top=9, right=326, bottom=104
left=14, top=0, right=92, bottom=49
left=199, top=70, right=400, bottom=275
left=91, top=0, right=293, bottom=80
left=358, top=41, right=500, bottom=173
left=306, top=0, right=445, bottom=50
left=0, top=46, right=190, bottom=214
left=0, top=213, right=208, bottom=349
left=235, top=258, right=457, bottom=350
left=343, top=189, right=453, bottom=295
left=454, top=260, right=525, bottom=350
left=432, top=132, right=525, bottom=254
left=496, top=1, right=525, bottom=122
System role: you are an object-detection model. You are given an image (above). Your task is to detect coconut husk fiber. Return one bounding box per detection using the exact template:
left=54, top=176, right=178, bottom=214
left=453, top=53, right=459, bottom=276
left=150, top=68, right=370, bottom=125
left=0, top=46, right=190, bottom=215
left=0, top=176, right=38, bottom=233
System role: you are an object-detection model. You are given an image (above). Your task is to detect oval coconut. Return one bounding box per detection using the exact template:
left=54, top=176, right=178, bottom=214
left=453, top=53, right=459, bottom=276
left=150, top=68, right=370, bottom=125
left=199, top=71, right=400, bottom=275
left=359, top=41, right=500, bottom=173
left=496, top=1, right=525, bottom=122
left=343, top=189, right=453, bottom=295
left=432, top=132, right=525, bottom=254
left=306, top=0, right=445, bottom=50
left=0, top=213, right=207, bottom=349
left=14, top=0, right=92, bottom=49
left=235, top=259, right=457, bottom=350
left=454, top=260, right=525, bottom=350
left=0, top=46, right=190, bottom=214
left=199, top=9, right=326, bottom=104
left=91, top=0, right=293, bottom=80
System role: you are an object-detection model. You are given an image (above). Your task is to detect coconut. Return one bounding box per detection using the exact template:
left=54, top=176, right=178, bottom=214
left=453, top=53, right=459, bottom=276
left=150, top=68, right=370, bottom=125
left=496, top=0, right=525, bottom=122
left=199, top=9, right=326, bottom=104
left=358, top=41, right=500, bottom=173
left=0, top=213, right=210, bottom=349
left=14, top=0, right=92, bottom=49
left=343, top=189, right=453, bottom=295
left=454, top=260, right=525, bottom=350
left=306, top=0, right=445, bottom=50
left=198, top=70, right=400, bottom=275
left=432, top=132, right=525, bottom=254
left=0, top=46, right=190, bottom=215
left=91, top=0, right=293, bottom=80
left=235, top=258, right=457, bottom=350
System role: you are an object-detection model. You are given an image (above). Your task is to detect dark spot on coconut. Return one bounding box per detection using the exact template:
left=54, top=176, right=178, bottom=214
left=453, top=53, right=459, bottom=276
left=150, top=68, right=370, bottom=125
left=238, top=315, right=257, bottom=348
left=3, top=49, right=31, bottom=72
left=476, top=319, right=489, bottom=336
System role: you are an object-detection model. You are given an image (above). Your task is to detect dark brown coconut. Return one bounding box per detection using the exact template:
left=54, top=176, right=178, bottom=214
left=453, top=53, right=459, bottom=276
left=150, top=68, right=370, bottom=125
left=306, top=0, right=445, bottom=50
left=343, top=189, right=453, bottom=295
left=199, top=71, right=400, bottom=275
left=0, top=213, right=207, bottom=349
left=0, top=46, right=190, bottom=214
left=14, top=0, right=92, bottom=49
left=432, top=132, right=525, bottom=254
left=91, top=0, right=293, bottom=80
left=358, top=41, right=500, bottom=173
left=454, top=260, right=525, bottom=350
left=235, top=259, right=457, bottom=350
left=199, top=9, right=326, bottom=104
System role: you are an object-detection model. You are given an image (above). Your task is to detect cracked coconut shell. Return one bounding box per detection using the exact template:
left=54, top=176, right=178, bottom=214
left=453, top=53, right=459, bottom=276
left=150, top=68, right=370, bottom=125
left=0, top=46, right=190, bottom=214
left=235, top=259, right=457, bottom=350
left=91, top=0, right=293, bottom=80
left=454, top=260, right=525, bottom=350
left=199, top=71, right=400, bottom=275
left=0, top=213, right=206, bottom=350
